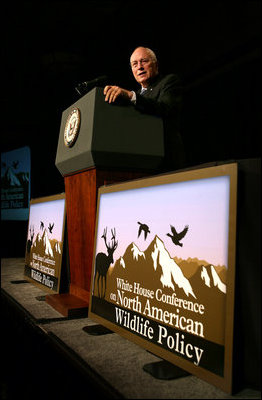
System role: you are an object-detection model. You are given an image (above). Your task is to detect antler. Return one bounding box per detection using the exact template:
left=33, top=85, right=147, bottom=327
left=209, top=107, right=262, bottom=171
left=110, top=228, right=118, bottom=251
left=101, top=227, right=109, bottom=250
left=29, top=225, right=34, bottom=240
left=101, top=227, right=118, bottom=251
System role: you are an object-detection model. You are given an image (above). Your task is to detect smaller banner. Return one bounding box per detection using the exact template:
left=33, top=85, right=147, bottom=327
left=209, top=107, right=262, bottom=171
left=1, top=146, right=31, bottom=220
left=24, top=193, right=66, bottom=294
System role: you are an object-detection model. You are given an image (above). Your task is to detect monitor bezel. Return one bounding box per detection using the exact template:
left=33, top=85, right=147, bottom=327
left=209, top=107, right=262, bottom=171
left=24, top=192, right=66, bottom=294
left=89, top=163, right=238, bottom=393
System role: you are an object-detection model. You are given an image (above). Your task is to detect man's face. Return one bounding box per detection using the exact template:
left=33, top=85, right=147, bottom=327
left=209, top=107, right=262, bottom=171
left=130, top=48, right=158, bottom=88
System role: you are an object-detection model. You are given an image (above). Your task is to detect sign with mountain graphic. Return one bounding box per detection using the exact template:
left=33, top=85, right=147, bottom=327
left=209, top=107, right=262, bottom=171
left=1, top=146, right=31, bottom=220
left=89, top=163, right=237, bottom=393
left=24, top=193, right=66, bottom=293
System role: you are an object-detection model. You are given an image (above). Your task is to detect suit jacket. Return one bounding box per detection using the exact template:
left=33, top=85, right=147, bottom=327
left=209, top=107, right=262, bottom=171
left=134, top=73, right=185, bottom=171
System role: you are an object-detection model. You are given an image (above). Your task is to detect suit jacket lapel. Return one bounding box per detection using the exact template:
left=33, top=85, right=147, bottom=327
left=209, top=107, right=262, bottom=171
left=137, top=74, right=163, bottom=98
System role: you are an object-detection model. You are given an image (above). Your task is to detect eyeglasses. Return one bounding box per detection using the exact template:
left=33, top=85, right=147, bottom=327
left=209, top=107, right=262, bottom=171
left=130, top=58, right=151, bottom=69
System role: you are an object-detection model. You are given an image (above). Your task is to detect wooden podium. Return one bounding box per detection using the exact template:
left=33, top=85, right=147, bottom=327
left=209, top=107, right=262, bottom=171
left=46, top=87, right=164, bottom=316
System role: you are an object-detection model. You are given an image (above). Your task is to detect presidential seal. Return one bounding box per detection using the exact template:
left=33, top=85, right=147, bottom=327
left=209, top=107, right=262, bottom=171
left=64, top=108, right=81, bottom=147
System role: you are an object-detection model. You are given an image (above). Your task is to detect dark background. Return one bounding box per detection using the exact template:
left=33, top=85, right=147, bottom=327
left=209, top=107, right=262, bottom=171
left=1, top=3, right=261, bottom=394
left=1, top=1, right=261, bottom=255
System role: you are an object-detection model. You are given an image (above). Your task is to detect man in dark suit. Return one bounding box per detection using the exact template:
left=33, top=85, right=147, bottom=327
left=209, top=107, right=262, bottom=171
left=104, top=46, right=185, bottom=171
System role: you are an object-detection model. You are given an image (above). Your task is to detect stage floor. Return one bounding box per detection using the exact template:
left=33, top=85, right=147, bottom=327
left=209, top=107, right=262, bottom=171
left=1, top=258, right=261, bottom=399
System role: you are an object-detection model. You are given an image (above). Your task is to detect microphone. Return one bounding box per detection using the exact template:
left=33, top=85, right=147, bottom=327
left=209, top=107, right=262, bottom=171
left=75, top=75, right=108, bottom=96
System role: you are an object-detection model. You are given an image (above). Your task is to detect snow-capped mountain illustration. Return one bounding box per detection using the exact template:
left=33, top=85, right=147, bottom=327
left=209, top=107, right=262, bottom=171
left=41, top=229, right=54, bottom=257
left=19, top=172, right=29, bottom=183
left=131, top=242, right=145, bottom=261
left=1, top=162, right=30, bottom=190
left=4, top=167, right=21, bottom=186
left=106, top=235, right=227, bottom=300
left=119, top=257, right=126, bottom=269
left=201, top=265, right=226, bottom=293
left=54, top=241, right=61, bottom=254
left=149, top=236, right=196, bottom=297
left=201, top=266, right=211, bottom=287
left=107, top=235, right=196, bottom=299
left=33, top=232, right=42, bottom=247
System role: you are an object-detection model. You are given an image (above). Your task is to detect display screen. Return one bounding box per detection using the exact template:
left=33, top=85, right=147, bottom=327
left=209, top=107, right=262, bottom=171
left=89, top=163, right=237, bottom=393
left=1, top=146, right=31, bottom=220
left=24, top=193, right=66, bottom=294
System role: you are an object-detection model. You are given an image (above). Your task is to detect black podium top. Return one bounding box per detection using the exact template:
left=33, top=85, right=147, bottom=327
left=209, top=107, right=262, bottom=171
left=55, top=87, right=164, bottom=176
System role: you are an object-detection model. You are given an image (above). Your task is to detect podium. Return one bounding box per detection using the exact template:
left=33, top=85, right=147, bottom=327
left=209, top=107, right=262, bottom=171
left=46, top=87, right=164, bottom=316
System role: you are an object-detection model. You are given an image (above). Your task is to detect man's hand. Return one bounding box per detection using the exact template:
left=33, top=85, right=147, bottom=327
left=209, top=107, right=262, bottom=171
left=104, top=85, right=133, bottom=103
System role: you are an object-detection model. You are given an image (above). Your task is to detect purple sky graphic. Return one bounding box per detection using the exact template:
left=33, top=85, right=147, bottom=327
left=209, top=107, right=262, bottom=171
left=95, top=175, right=231, bottom=267
left=27, top=198, right=65, bottom=242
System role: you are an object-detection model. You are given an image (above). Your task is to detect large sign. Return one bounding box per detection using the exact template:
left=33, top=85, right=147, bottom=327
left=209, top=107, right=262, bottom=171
left=1, top=146, right=31, bottom=220
left=89, top=163, right=237, bottom=393
left=24, top=193, right=66, bottom=293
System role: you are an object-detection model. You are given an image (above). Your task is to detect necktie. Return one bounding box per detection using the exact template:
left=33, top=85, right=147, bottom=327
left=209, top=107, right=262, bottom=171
left=140, top=87, right=147, bottom=95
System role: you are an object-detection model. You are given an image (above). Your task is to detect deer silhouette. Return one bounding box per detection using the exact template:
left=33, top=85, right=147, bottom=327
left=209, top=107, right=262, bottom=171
left=26, top=225, right=34, bottom=253
left=95, top=227, right=118, bottom=299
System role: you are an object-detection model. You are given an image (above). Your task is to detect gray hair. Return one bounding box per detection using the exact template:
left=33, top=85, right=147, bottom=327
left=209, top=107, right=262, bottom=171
left=130, top=47, right=158, bottom=63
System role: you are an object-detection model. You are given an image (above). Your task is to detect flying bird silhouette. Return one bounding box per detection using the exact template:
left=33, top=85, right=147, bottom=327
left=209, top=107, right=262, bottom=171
left=166, top=224, right=189, bottom=247
left=48, top=222, right=54, bottom=234
left=137, top=222, right=150, bottom=240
